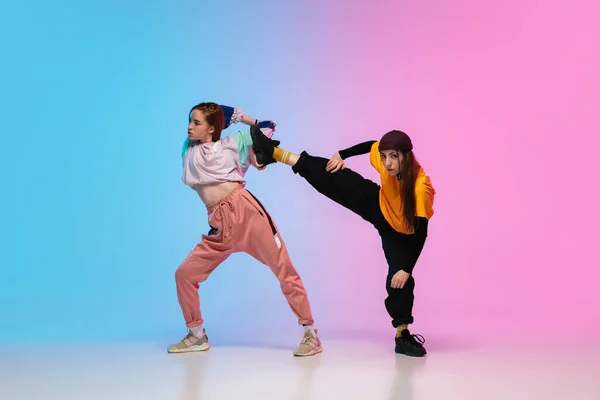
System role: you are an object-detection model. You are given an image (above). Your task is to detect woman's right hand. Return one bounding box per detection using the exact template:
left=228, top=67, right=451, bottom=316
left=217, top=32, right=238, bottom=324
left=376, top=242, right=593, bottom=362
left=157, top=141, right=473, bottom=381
left=249, top=148, right=266, bottom=171
left=326, top=152, right=346, bottom=173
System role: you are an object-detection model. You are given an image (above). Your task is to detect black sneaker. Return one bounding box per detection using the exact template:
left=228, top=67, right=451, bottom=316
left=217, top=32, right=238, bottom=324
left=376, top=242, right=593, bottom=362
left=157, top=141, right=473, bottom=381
left=250, top=124, right=280, bottom=166
left=395, top=329, right=427, bottom=357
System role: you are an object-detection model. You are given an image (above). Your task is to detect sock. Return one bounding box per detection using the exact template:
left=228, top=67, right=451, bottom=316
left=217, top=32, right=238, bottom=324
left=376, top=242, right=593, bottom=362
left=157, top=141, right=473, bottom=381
left=396, top=324, right=408, bottom=338
left=303, top=324, right=316, bottom=336
left=273, top=147, right=293, bottom=165
left=190, top=325, right=204, bottom=337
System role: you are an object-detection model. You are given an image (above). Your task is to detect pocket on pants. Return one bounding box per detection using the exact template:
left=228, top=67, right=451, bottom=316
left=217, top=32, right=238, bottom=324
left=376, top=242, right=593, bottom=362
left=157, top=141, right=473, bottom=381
left=240, top=191, right=281, bottom=249
left=243, top=191, right=277, bottom=236
left=202, top=213, right=225, bottom=244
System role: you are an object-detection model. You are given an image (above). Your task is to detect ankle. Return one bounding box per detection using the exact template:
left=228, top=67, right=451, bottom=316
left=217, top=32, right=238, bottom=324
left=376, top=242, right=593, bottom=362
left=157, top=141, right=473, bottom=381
left=303, top=324, right=317, bottom=336
left=273, top=147, right=298, bottom=166
left=190, top=325, right=204, bottom=337
left=396, top=324, right=409, bottom=337
left=288, top=153, right=300, bottom=166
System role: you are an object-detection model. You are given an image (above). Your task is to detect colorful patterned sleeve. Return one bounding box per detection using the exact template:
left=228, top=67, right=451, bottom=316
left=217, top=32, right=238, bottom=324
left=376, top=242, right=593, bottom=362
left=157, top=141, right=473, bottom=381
left=220, top=104, right=244, bottom=128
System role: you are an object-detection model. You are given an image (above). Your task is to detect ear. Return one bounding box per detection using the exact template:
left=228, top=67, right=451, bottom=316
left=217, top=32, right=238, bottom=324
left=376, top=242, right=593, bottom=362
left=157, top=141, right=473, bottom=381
left=208, top=125, right=215, bottom=135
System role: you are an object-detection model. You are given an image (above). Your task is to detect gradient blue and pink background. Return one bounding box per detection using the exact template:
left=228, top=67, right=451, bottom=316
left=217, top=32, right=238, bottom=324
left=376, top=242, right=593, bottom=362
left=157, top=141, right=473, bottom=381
left=1, top=0, right=598, bottom=346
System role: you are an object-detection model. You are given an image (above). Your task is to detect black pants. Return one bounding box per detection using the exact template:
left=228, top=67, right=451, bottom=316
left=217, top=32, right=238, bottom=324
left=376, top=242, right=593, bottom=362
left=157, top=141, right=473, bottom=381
left=292, top=151, right=428, bottom=327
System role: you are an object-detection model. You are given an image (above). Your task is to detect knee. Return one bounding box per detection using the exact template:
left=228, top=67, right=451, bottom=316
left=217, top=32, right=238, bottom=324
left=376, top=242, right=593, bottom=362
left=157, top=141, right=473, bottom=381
left=279, top=270, right=301, bottom=288
left=175, top=265, right=192, bottom=283
left=176, top=262, right=211, bottom=285
left=175, top=266, right=184, bottom=282
left=386, top=281, right=413, bottom=295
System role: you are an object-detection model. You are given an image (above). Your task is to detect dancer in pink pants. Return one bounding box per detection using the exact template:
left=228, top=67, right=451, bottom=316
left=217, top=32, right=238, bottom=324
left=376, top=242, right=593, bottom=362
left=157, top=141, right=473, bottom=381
left=168, top=102, right=321, bottom=357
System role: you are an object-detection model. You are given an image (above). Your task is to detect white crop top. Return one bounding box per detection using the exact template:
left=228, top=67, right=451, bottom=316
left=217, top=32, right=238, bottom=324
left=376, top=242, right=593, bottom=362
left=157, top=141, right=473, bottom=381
left=181, top=107, right=274, bottom=190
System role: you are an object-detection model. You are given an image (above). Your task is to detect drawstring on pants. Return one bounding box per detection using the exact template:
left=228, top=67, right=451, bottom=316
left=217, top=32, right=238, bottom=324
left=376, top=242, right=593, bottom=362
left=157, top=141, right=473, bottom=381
left=212, top=198, right=234, bottom=241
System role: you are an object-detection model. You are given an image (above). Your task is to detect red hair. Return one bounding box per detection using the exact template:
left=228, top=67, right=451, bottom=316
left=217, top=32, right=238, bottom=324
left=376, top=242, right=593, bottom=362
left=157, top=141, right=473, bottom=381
left=399, top=151, right=420, bottom=232
left=189, top=102, right=225, bottom=141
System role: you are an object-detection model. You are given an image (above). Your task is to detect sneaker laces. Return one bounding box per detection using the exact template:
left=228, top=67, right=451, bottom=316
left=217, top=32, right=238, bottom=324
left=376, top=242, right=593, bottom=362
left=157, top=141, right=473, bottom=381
left=301, top=331, right=315, bottom=345
left=412, top=334, right=425, bottom=344
left=406, top=333, right=425, bottom=346
left=182, top=330, right=205, bottom=342
left=181, top=332, right=194, bottom=341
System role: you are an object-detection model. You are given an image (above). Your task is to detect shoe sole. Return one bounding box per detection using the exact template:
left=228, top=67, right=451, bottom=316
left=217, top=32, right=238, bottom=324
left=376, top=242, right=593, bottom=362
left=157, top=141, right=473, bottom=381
left=167, top=342, right=211, bottom=354
left=293, top=345, right=323, bottom=357
left=395, top=347, right=426, bottom=357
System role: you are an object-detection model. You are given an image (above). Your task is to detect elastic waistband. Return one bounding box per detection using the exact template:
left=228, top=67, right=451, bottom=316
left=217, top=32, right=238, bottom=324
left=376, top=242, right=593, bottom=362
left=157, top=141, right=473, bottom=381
left=206, top=183, right=246, bottom=212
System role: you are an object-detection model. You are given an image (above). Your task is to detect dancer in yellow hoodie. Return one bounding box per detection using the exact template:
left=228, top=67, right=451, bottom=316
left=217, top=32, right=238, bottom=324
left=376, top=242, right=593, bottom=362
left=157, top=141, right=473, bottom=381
left=252, top=129, right=435, bottom=357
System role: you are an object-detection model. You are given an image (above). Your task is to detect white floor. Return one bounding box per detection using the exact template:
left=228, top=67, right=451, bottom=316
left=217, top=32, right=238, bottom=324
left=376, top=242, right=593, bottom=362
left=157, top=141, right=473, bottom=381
left=1, top=338, right=599, bottom=400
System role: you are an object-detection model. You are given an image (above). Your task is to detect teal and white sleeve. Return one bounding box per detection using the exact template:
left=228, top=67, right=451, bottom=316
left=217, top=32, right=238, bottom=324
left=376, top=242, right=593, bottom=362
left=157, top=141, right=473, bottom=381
left=232, top=129, right=253, bottom=170
left=181, top=137, right=191, bottom=167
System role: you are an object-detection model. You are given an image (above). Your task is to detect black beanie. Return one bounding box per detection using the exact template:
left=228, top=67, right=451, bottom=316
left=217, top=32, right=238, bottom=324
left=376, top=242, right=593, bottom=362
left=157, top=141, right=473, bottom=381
left=379, top=130, right=413, bottom=152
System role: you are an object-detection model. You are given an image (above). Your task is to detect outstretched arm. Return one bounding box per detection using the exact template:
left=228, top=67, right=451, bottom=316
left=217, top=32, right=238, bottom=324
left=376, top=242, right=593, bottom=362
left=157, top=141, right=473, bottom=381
left=326, top=140, right=377, bottom=173
left=338, top=140, right=377, bottom=160
left=220, top=104, right=276, bottom=130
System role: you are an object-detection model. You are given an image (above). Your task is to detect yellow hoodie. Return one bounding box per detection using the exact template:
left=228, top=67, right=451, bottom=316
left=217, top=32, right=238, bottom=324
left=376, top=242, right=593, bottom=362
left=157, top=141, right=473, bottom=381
left=369, top=142, right=435, bottom=234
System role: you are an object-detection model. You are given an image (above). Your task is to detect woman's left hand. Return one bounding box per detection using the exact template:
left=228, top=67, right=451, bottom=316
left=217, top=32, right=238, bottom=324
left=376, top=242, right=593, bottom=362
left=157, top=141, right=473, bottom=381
left=391, top=270, right=410, bottom=289
left=326, top=152, right=346, bottom=173
left=258, top=120, right=277, bottom=132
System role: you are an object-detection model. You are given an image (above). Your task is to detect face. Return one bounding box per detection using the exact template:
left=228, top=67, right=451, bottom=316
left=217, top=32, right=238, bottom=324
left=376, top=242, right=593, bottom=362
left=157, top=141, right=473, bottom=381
left=188, top=109, right=215, bottom=143
left=380, top=149, right=404, bottom=176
